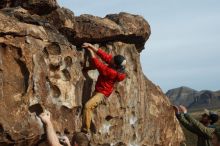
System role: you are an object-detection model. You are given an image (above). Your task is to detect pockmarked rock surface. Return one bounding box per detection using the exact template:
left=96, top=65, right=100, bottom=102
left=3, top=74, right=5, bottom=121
left=0, top=1, right=184, bottom=145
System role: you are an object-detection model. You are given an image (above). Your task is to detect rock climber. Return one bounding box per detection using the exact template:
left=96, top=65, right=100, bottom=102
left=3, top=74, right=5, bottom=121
left=81, top=43, right=127, bottom=134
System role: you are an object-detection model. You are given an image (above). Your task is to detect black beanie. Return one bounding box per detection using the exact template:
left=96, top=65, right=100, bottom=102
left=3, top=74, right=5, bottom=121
left=114, top=55, right=125, bottom=66
left=210, top=113, right=219, bottom=124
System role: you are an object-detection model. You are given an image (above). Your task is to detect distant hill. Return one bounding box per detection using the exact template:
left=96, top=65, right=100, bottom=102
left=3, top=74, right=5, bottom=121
left=166, top=86, right=220, bottom=111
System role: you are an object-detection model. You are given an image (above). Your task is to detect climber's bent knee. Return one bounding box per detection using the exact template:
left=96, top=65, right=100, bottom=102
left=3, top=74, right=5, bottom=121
left=84, top=101, right=93, bottom=110
left=84, top=92, right=104, bottom=110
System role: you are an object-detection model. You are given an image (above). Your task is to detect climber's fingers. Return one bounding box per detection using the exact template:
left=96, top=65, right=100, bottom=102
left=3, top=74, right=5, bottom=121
left=38, top=110, right=51, bottom=124
left=179, top=105, right=187, bottom=113
left=82, top=42, right=92, bottom=48
left=82, top=45, right=93, bottom=53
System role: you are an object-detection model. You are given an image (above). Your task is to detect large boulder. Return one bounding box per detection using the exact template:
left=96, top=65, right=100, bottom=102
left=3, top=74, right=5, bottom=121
left=72, top=12, right=150, bottom=52
left=0, top=1, right=184, bottom=146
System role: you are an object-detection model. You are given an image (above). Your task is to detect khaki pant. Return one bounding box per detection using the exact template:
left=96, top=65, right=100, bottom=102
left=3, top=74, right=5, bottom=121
left=83, top=92, right=105, bottom=132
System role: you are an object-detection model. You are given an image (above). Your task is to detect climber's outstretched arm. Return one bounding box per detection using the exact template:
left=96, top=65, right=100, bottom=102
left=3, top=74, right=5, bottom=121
left=82, top=43, right=112, bottom=64
left=96, top=49, right=112, bottom=64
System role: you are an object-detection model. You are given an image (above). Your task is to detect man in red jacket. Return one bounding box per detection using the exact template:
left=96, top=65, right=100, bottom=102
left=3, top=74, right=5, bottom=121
left=82, top=43, right=127, bottom=134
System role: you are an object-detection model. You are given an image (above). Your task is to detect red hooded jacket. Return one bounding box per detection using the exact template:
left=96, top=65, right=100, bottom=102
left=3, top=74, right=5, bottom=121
left=91, top=49, right=126, bottom=97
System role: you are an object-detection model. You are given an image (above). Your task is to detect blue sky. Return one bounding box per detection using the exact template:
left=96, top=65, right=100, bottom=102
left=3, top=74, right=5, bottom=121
left=58, top=0, right=220, bottom=92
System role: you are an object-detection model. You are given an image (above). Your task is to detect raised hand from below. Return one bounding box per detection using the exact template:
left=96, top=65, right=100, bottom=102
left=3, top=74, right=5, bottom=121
left=179, top=105, right=188, bottom=114
left=39, top=111, right=51, bottom=125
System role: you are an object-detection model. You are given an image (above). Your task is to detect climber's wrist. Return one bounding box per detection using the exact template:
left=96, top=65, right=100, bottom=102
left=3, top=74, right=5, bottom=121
left=90, top=50, right=96, bottom=58
left=44, top=120, right=52, bottom=126
left=90, top=46, right=98, bottom=52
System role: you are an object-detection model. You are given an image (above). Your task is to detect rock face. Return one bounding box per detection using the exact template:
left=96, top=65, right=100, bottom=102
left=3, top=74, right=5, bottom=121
left=0, top=1, right=184, bottom=146
left=0, top=0, right=58, bottom=15
left=166, top=86, right=220, bottom=111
